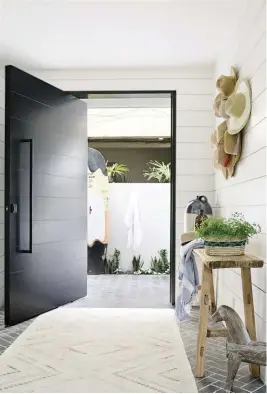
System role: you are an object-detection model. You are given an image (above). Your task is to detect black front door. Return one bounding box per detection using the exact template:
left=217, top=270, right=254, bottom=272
left=5, top=66, right=88, bottom=325
left=170, top=92, right=176, bottom=306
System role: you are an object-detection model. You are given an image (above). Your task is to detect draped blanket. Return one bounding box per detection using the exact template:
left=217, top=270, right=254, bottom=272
left=176, top=239, right=204, bottom=322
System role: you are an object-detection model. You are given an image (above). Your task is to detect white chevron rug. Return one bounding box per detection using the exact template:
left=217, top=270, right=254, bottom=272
left=0, top=308, right=197, bottom=393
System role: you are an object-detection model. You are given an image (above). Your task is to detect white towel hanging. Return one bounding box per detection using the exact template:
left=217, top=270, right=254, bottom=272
left=124, top=191, right=142, bottom=253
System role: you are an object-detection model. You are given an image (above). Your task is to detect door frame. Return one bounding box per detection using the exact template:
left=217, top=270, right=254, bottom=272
left=70, top=90, right=177, bottom=305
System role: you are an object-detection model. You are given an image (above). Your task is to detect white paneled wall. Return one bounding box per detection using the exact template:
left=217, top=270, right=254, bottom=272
left=107, top=184, right=170, bottom=271
left=214, top=0, right=266, bottom=381
left=30, top=65, right=214, bottom=262
left=0, top=68, right=4, bottom=306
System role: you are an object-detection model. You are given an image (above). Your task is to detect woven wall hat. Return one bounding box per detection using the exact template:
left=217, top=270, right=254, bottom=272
left=211, top=120, right=227, bottom=147
left=224, top=132, right=238, bottom=155
left=216, top=67, right=237, bottom=97
left=213, top=93, right=229, bottom=118
left=226, top=133, right=242, bottom=177
left=225, top=78, right=251, bottom=135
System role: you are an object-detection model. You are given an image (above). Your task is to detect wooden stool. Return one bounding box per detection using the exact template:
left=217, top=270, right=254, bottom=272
left=193, top=249, right=264, bottom=378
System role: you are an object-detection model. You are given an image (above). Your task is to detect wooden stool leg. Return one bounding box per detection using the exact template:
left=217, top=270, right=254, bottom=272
left=241, top=267, right=260, bottom=377
left=207, top=268, right=216, bottom=314
left=195, top=264, right=210, bottom=377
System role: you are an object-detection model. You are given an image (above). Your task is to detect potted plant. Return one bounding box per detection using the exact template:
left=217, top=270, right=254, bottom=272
left=150, top=249, right=170, bottom=274
left=195, top=213, right=260, bottom=256
left=106, top=162, right=129, bottom=183
left=105, top=249, right=122, bottom=273
left=143, top=160, right=170, bottom=183
left=132, top=255, right=144, bottom=274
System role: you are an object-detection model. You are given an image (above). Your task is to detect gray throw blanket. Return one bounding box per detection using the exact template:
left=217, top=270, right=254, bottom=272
left=175, top=239, right=204, bottom=322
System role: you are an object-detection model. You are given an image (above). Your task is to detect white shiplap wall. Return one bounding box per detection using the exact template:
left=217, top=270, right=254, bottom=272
left=214, top=0, right=266, bottom=381
left=0, top=68, right=4, bottom=306
left=30, top=65, right=214, bottom=262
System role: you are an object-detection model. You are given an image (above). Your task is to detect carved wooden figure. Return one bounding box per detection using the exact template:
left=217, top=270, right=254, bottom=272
left=212, top=305, right=266, bottom=392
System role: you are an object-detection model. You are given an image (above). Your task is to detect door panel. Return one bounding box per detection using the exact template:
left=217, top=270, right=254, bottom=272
left=170, top=92, right=176, bottom=305
left=5, top=66, right=87, bottom=325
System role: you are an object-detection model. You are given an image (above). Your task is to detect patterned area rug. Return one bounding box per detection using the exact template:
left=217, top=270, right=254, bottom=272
left=0, top=308, right=197, bottom=393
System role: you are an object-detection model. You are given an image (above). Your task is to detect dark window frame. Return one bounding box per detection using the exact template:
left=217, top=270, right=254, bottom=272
left=69, top=90, right=177, bottom=305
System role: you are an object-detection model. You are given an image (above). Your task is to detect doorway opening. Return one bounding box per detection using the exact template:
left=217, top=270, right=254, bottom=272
left=73, top=91, right=176, bottom=308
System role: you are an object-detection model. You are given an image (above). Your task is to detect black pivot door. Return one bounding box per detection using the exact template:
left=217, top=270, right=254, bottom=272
left=170, top=92, right=176, bottom=306
left=5, top=66, right=88, bottom=325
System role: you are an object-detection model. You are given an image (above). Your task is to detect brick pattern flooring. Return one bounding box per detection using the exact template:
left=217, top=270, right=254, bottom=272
left=179, top=309, right=266, bottom=393
left=0, top=275, right=266, bottom=393
left=0, top=309, right=31, bottom=356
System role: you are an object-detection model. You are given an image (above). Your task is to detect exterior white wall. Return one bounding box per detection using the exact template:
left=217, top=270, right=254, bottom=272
left=87, top=108, right=171, bottom=138
left=108, top=184, right=170, bottom=271
left=214, top=0, right=266, bottom=381
left=29, top=66, right=214, bottom=263
left=0, top=68, right=4, bottom=306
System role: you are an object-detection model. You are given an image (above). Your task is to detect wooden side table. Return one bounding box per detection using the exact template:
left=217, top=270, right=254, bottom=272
left=193, top=249, right=264, bottom=378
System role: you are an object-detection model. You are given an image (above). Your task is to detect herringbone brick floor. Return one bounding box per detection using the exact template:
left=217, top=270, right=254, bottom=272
left=0, top=275, right=265, bottom=393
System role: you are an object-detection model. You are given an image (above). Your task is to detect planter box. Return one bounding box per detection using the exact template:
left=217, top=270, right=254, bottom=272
left=204, top=239, right=247, bottom=256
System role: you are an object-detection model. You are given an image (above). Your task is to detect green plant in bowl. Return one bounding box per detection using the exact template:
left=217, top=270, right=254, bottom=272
left=195, top=213, right=261, bottom=256
left=196, top=213, right=260, bottom=241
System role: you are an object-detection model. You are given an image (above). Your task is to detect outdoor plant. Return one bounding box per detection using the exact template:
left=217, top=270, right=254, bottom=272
left=143, top=160, right=170, bottom=183
left=106, top=162, right=129, bottom=183
left=132, top=255, right=153, bottom=275
left=151, top=256, right=161, bottom=272
left=115, top=173, right=132, bottom=183
left=158, top=249, right=170, bottom=273
left=150, top=249, right=170, bottom=274
left=132, top=254, right=144, bottom=273
left=105, top=248, right=122, bottom=274
left=195, top=213, right=261, bottom=242
left=104, top=249, right=170, bottom=275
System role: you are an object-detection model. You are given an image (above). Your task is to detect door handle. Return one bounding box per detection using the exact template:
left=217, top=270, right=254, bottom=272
left=17, top=139, right=33, bottom=253
left=10, top=204, right=18, bottom=214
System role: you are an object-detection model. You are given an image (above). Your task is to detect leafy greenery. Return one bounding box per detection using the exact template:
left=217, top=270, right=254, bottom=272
left=105, top=249, right=122, bottom=274
left=195, top=213, right=261, bottom=241
left=143, top=160, right=170, bottom=183
left=151, top=256, right=160, bottom=272
left=150, top=249, right=170, bottom=274
left=107, top=162, right=129, bottom=183
left=158, top=249, right=170, bottom=272
left=132, top=255, right=144, bottom=272
left=104, top=249, right=170, bottom=275
left=115, top=173, right=132, bottom=183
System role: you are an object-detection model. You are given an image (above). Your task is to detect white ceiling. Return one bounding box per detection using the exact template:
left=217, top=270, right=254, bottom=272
left=0, top=0, right=246, bottom=69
